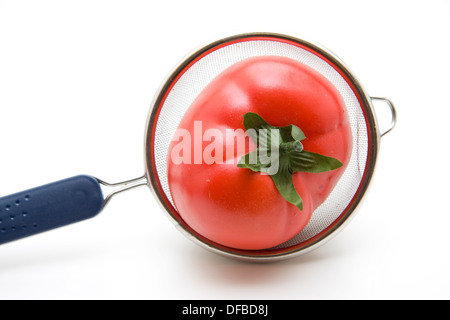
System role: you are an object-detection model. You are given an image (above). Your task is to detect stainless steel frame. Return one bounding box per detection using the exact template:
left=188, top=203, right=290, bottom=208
left=143, top=32, right=396, bottom=262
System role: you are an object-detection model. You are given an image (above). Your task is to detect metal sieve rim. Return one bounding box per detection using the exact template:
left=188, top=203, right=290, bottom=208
left=144, top=32, right=380, bottom=262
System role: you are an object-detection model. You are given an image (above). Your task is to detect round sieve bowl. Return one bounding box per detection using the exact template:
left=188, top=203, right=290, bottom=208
left=0, top=32, right=396, bottom=262
left=145, top=32, right=396, bottom=262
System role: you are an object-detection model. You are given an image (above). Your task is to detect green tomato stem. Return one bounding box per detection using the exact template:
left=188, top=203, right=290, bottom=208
left=237, top=112, right=343, bottom=212
left=280, top=140, right=304, bottom=153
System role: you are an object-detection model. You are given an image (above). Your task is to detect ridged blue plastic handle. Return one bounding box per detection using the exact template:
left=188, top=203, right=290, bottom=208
left=0, top=175, right=104, bottom=245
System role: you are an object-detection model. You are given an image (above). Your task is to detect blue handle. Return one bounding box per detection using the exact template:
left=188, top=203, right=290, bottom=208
left=0, top=175, right=104, bottom=245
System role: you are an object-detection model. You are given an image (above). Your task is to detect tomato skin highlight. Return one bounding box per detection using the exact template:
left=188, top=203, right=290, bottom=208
left=167, top=56, right=352, bottom=250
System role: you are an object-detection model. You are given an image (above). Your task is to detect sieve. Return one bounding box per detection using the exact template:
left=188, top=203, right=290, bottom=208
left=0, top=33, right=396, bottom=262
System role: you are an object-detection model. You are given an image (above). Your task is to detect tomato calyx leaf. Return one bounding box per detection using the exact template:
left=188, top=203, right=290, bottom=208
left=237, top=112, right=343, bottom=211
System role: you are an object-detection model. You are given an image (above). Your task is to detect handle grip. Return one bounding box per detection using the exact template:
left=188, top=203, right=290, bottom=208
left=0, top=175, right=104, bottom=245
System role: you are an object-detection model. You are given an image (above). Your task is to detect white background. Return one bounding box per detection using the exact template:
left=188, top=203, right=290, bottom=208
left=0, top=0, right=449, bottom=300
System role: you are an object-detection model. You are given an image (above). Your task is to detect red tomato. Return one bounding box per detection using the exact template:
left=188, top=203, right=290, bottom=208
left=167, top=56, right=352, bottom=250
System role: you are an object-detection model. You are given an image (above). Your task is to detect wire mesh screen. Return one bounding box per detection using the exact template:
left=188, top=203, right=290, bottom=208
left=152, top=38, right=368, bottom=246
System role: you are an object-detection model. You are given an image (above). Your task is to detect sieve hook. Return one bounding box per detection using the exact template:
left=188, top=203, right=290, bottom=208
left=371, top=97, right=397, bottom=137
